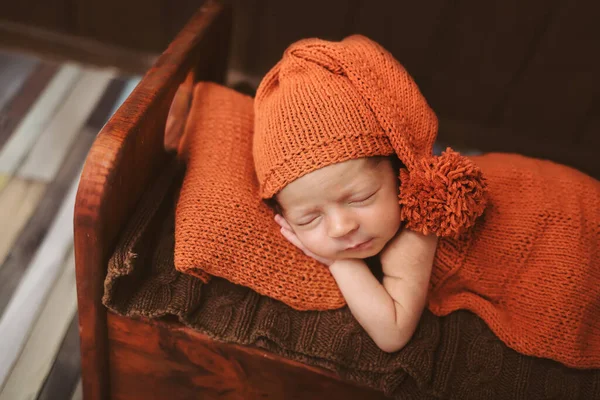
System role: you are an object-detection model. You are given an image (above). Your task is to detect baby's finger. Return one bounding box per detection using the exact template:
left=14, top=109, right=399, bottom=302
left=280, top=228, right=332, bottom=266
left=274, top=214, right=283, bottom=225
left=276, top=215, right=293, bottom=231
left=279, top=227, right=298, bottom=244
left=280, top=227, right=305, bottom=250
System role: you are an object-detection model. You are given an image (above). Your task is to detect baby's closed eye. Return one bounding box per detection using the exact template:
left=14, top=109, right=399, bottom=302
left=295, top=215, right=321, bottom=226
left=349, top=191, right=378, bottom=205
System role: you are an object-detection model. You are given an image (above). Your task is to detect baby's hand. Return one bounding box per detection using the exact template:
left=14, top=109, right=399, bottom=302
left=274, top=214, right=335, bottom=266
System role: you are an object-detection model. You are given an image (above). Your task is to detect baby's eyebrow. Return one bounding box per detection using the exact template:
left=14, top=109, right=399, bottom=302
left=337, top=183, right=377, bottom=199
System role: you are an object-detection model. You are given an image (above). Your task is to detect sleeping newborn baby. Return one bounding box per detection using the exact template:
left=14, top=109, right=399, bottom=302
left=273, top=155, right=437, bottom=352
left=252, top=34, right=600, bottom=368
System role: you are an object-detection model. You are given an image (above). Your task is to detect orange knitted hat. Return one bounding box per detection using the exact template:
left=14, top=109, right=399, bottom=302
left=253, top=35, right=487, bottom=237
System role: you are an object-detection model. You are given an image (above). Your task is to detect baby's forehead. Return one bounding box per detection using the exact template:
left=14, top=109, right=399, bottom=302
left=277, top=158, right=381, bottom=206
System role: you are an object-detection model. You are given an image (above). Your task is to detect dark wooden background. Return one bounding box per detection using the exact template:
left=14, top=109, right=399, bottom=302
left=227, top=0, right=600, bottom=178
left=0, top=0, right=200, bottom=52
left=0, top=0, right=201, bottom=73
left=1, top=0, right=598, bottom=177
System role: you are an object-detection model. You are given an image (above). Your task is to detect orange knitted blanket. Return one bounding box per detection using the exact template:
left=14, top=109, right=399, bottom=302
left=174, top=82, right=600, bottom=369
left=106, top=160, right=600, bottom=399
left=429, top=153, right=600, bottom=369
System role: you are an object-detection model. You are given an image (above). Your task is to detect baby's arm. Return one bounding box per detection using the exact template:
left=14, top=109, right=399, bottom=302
left=329, top=230, right=437, bottom=352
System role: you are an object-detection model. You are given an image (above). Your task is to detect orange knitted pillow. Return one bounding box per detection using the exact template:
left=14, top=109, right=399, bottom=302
left=175, top=82, right=345, bottom=310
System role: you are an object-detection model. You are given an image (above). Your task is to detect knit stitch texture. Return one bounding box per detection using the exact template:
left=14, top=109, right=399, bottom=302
left=106, top=159, right=600, bottom=399
left=176, top=82, right=344, bottom=310
left=253, top=35, right=487, bottom=238
left=175, top=81, right=600, bottom=368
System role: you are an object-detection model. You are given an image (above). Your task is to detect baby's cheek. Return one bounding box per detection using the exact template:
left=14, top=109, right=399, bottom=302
left=298, top=230, right=334, bottom=258
left=372, top=202, right=401, bottom=237
left=295, top=230, right=317, bottom=250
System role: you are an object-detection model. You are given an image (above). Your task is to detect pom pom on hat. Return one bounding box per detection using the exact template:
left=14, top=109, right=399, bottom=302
left=399, top=148, right=487, bottom=238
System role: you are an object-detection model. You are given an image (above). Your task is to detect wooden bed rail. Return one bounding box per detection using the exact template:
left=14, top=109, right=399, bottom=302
left=73, top=2, right=232, bottom=398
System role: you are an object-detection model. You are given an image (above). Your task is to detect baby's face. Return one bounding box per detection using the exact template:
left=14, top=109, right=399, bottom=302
left=276, top=157, right=402, bottom=260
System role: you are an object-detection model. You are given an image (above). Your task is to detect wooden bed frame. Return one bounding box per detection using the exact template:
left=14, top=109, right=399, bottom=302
left=74, top=1, right=599, bottom=398
left=73, top=1, right=388, bottom=399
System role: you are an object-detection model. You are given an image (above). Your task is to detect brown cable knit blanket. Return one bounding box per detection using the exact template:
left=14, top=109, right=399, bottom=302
left=102, top=158, right=600, bottom=400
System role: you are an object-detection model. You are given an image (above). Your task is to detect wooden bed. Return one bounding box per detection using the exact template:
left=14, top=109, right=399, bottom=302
left=74, top=1, right=599, bottom=399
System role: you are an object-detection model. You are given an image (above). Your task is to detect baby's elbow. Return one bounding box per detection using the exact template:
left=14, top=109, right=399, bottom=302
left=377, top=342, right=404, bottom=354
left=374, top=336, right=410, bottom=354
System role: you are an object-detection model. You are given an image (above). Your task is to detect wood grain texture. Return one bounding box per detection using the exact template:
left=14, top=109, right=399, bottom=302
left=1, top=0, right=203, bottom=57
left=0, top=77, right=125, bottom=319
left=0, top=20, right=158, bottom=76
left=579, top=97, right=600, bottom=151
left=73, top=2, right=232, bottom=399
left=227, top=0, right=268, bottom=75
left=87, top=78, right=130, bottom=130
left=18, top=68, right=113, bottom=181
left=107, top=314, right=387, bottom=400
left=0, top=250, right=77, bottom=399
left=108, top=76, right=141, bottom=117
left=0, top=129, right=92, bottom=316
left=0, top=52, right=38, bottom=113
left=0, top=0, right=71, bottom=35
left=70, top=379, right=83, bottom=400
left=414, top=0, right=555, bottom=121
left=65, top=3, right=600, bottom=400
left=37, top=316, right=82, bottom=400
left=74, top=0, right=165, bottom=53
left=0, top=63, right=58, bottom=151
left=0, top=64, right=81, bottom=175
left=437, top=116, right=600, bottom=180
left=0, top=175, right=7, bottom=194
left=351, top=0, right=447, bottom=86
left=240, top=0, right=353, bottom=77
left=0, top=174, right=78, bottom=389
left=491, top=0, right=600, bottom=138
left=0, top=178, right=46, bottom=267
left=228, top=0, right=599, bottom=178
left=165, top=71, right=194, bottom=151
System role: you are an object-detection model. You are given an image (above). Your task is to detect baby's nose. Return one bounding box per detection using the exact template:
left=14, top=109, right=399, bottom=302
left=327, top=211, right=359, bottom=238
